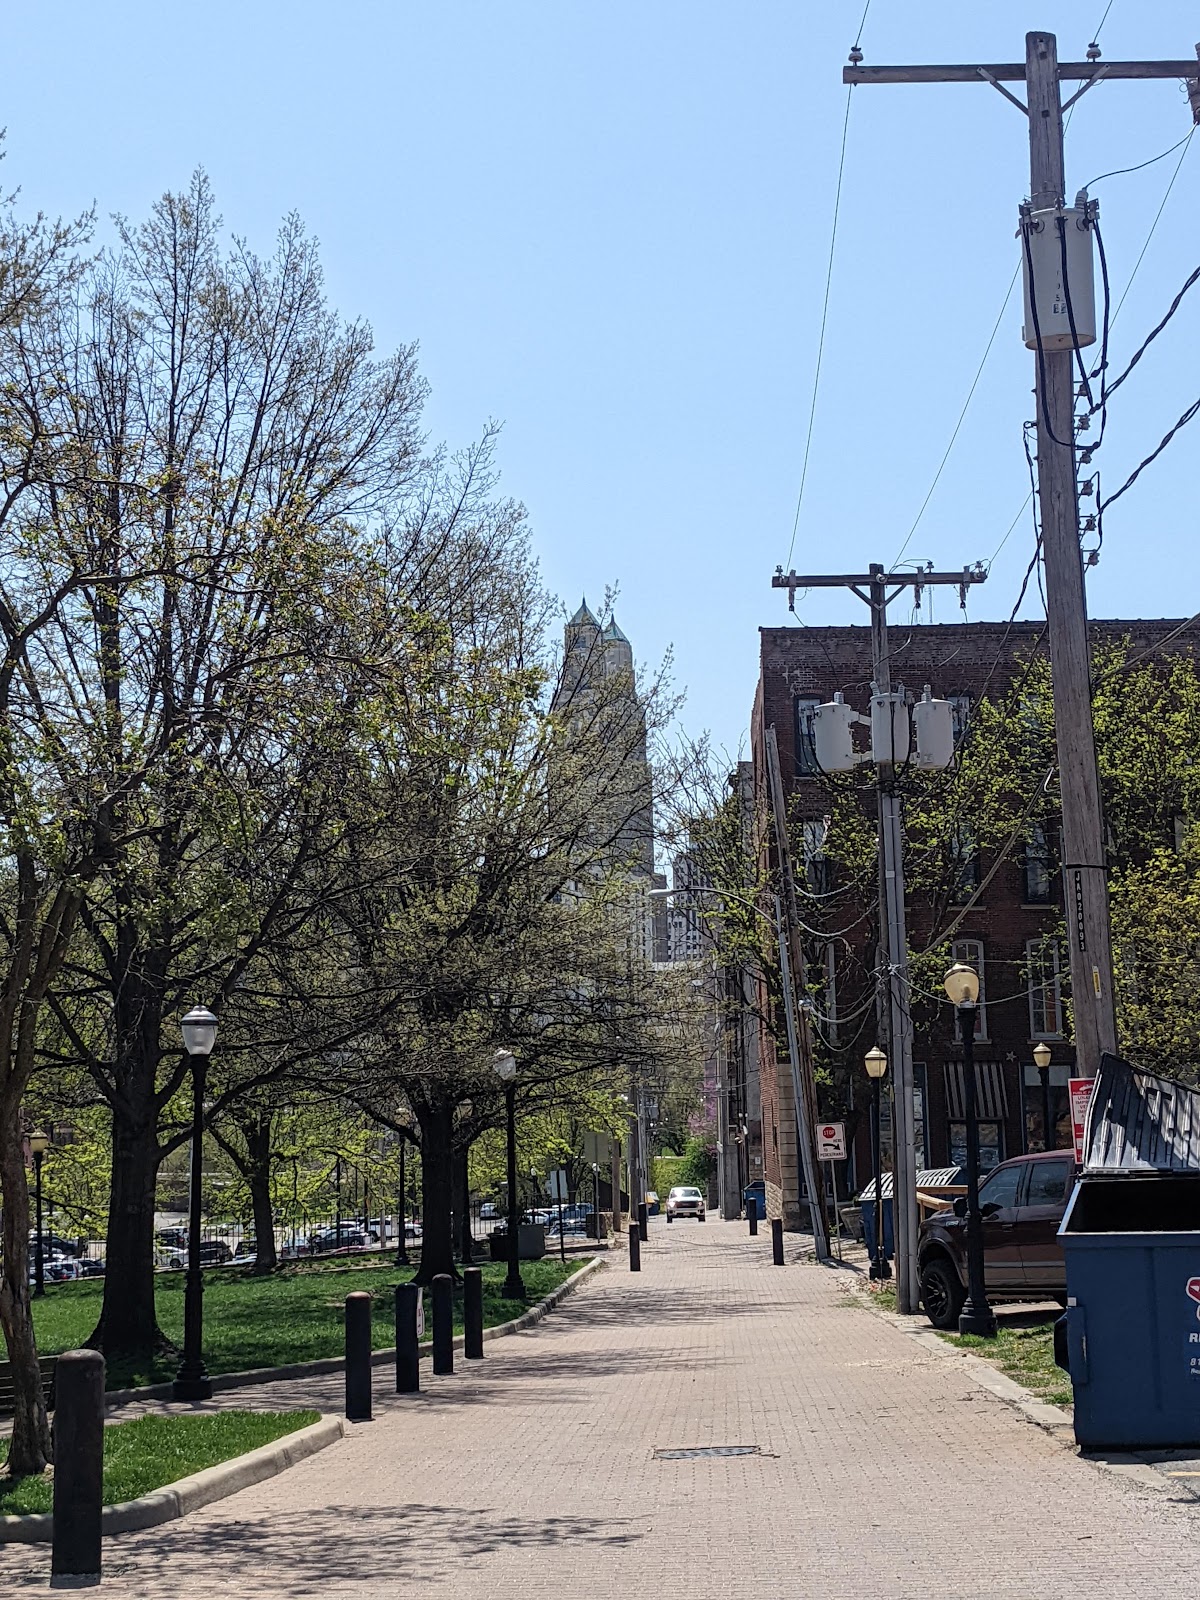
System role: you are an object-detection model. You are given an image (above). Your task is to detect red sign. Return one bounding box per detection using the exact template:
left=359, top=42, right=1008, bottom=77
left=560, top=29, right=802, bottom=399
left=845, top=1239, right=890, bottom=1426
left=1187, top=1278, right=1200, bottom=1307
left=1069, top=1077, right=1096, bottom=1164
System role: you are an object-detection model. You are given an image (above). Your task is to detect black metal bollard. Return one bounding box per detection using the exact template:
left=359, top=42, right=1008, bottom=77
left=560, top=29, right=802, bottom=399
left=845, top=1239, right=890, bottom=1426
left=463, top=1267, right=484, bottom=1360
left=629, top=1225, right=641, bottom=1272
left=395, top=1282, right=422, bottom=1393
left=748, top=1207, right=758, bottom=1236
left=52, top=1348, right=105, bottom=1581
left=771, top=1217, right=785, bottom=1266
left=637, top=1202, right=648, bottom=1242
left=432, top=1273, right=454, bottom=1375
left=345, top=1291, right=373, bottom=1420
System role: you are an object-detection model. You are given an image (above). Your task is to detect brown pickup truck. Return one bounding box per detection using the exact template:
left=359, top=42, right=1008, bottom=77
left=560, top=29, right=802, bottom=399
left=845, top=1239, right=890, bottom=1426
left=917, top=1149, right=1076, bottom=1329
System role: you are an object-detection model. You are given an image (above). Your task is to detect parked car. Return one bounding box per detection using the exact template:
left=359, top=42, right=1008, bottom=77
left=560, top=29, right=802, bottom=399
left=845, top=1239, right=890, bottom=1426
left=479, top=1202, right=500, bottom=1220
left=29, top=1253, right=82, bottom=1283
left=918, top=1150, right=1076, bottom=1329
left=306, top=1225, right=369, bottom=1255
left=29, top=1231, right=82, bottom=1259
left=77, top=1257, right=106, bottom=1277
left=156, top=1226, right=189, bottom=1250
left=665, top=1185, right=706, bottom=1222
left=165, top=1239, right=234, bottom=1270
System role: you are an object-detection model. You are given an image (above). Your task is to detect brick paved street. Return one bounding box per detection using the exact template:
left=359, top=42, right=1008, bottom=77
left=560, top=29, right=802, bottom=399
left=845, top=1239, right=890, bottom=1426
left=7, top=1221, right=1200, bottom=1596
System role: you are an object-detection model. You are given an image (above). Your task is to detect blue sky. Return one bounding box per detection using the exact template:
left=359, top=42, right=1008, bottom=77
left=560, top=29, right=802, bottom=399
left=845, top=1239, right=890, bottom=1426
left=6, top=3, right=1197, bottom=757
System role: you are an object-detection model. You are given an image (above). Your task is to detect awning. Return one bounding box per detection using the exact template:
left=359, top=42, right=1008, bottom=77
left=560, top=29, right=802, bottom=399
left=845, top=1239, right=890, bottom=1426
left=944, top=1061, right=1009, bottom=1122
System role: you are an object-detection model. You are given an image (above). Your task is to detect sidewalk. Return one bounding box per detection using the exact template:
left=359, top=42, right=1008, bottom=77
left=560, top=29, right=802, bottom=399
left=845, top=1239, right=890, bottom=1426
left=7, top=1221, right=1200, bottom=1597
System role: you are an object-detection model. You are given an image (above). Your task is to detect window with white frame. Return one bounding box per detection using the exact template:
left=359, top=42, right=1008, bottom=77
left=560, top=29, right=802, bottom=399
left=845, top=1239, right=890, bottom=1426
left=1022, top=821, right=1055, bottom=904
left=802, top=816, right=830, bottom=895
left=1027, top=937, right=1064, bottom=1038
left=951, top=938, right=987, bottom=1039
left=951, top=824, right=980, bottom=903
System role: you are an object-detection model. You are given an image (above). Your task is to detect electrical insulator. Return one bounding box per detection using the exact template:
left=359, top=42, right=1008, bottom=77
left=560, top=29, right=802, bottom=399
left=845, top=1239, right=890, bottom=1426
left=812, top=694, right=859, bottom=771
left=913, top=687, right=955, bottom=770
left=870, top=690, right=911, bottom=766
left=1020, top=202, right=1098, bottom=352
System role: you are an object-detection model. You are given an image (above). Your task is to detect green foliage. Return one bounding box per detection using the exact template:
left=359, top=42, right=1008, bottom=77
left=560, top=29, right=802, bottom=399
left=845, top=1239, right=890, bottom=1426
left=0, top=1412, right=319, bottom=1512
left=652, top=1155, right=685, bottom=1196
left=677, top=1135, right=716, bottom=1187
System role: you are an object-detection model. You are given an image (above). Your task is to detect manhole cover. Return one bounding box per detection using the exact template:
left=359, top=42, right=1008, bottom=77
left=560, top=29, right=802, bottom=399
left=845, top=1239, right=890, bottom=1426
left=654, top=1445, right=762, bottom=1460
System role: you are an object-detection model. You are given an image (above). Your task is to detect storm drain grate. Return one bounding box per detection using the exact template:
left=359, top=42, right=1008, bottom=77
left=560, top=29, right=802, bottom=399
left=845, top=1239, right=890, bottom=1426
left=653, top=1445, right=762, bottom=1461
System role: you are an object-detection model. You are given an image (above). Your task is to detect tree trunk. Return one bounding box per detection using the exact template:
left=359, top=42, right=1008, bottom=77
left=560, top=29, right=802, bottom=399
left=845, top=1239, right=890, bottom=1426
left=244, top=1115, right=278, bottom=1272
left=90, top=1108, right=170, bottom=1369
left=0, top=1101, right=52, bottom=1477
left=456, top=1143, right=473, bottom=1262
left=413, top=1102, right=457, bottom=1284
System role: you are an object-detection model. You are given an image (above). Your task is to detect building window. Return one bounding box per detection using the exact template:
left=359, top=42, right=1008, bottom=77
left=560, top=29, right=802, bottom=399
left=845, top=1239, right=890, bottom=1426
left=802, top=817, right=830, bottom=895
left=951, top=938, right=987, bottom=1038
left=949, top=1119, right=1003, bottom=1173
left=794, top=696, right=822, bottom=776
left=1023, top=822, right=1055, bottom=904
left=949, top=695, right=972, bottom=746
left=1027, top=937, right=1063, bottom=1038
left=951, top=826, right=979, bottom=902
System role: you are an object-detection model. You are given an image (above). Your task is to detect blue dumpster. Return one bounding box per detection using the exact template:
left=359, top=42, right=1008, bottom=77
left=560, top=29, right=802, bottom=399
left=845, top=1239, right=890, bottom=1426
left=743, top=1182, right=766, bottom=1221
left=857, top=1168, right=963, bottom=1263
left=859, top=1190, right=894, bottom=1263
left=1059, top=1054, right=1200, bottom=1451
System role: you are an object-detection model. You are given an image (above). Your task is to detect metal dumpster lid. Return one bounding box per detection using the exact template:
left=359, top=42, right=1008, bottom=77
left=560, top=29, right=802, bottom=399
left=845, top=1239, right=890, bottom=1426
left=1082, top=1052, right=1200, bottom=1176
left=856, top=1167, right=963, bottom=1202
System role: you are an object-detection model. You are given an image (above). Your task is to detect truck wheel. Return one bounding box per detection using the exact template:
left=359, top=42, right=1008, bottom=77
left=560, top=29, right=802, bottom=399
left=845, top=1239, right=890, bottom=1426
left=920, top=1257, right=965, bottom=1330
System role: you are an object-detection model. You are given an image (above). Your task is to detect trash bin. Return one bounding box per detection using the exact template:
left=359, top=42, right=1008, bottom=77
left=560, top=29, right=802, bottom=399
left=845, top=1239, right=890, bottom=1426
left=857, top=1177, right=894, bottom=1264
left=1059, top=1053, right=1200, bottom=1451
left=743, top=1182, right=766, bottom=1221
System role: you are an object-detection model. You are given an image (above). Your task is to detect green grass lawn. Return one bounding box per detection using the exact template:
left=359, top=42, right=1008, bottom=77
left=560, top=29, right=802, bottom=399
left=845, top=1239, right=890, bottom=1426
left=0, top=1409, right=318, bottom=1516
left=940, top=1315, right=1073, bottom=1408
left=32, top=1256, right=587, bottom=1390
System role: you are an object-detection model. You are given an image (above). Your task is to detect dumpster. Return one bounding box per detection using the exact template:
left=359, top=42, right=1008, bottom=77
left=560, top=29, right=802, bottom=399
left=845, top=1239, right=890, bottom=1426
left=1059, top=1053, right=1200, bottom=1451
left=743, top=1182, right=766, bottom=1221
left=857, top=1168, right=963, bottom=1263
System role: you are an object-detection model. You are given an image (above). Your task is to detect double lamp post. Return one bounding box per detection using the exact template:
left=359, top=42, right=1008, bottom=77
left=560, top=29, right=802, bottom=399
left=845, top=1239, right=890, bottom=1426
left=174, top=1005, right=219, bottom=1402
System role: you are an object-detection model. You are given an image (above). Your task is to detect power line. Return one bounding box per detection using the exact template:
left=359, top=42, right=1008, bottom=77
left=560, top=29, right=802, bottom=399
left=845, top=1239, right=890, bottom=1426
left=785, top=86, right=855, bottom=572
left=893, top=261, right=1021, bottom=568
left=1083, top=129, right=1194, bottom=191
left=1112, top=129, right=1194, bottom=325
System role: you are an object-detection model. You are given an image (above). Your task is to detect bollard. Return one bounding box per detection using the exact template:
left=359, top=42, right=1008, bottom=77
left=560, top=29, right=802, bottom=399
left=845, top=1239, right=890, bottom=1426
left=463, top=1267, right=484, bottom=1360
left=629, top=1225, right=641, bottom=1272
left=748, top=1207, right=758, bottom=1237
left=345, top=1291, right=373, bottom=1420
left=771, top=1217, right=785, bottom=1266
left=637, top=1202, right=648, bottom=1242
left=432, top=1273, right=454, bottom=1375
left=395, top=1282, right=422, bottom=1393
left=52, top=1348, right=105, bottom=1580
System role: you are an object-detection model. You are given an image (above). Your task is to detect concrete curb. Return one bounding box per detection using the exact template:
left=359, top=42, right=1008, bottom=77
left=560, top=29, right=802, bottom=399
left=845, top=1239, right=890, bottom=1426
left=0, top=1414, right=344, bottom=1544
left=104, top=1256, right=605, bottom=1407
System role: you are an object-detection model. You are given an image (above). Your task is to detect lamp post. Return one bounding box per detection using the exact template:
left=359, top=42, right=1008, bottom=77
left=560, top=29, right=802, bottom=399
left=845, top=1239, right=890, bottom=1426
left=1034, top=1041, right=1054, bottom=1151
left=29, top=1130, right=49, bottom=1298
left=863, top=1050, right=890, bottom=1282
left=591, top=1161, right=600, bottom=1239
left=493, top=1050, right=525, bottom=1302
left=174, top=1006, right=218, bottom=1400
left=944, top=963, right=996, bottom=1338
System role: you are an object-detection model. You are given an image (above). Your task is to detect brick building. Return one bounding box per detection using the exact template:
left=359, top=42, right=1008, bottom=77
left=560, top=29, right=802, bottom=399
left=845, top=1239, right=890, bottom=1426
left=749, top=616, right=1198, bottom=1225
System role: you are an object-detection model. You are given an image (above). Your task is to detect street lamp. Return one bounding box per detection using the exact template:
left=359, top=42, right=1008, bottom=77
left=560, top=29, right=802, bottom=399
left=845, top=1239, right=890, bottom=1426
left=174, top=1005, right=218, bottom=1401
left=492, top=1049, right=525, bottom=1302
left=1033, top=1040, right=1054, bottom=1151
left=863, top=1050, right=891, bottom=1283
left=591, top=1161, right=600, bottom=1239
left=395, top=1125, right=409, bottom=1267
left=29, top=1130, right=49, bottom=1298
left=943, top=963, right=996, bottom=1338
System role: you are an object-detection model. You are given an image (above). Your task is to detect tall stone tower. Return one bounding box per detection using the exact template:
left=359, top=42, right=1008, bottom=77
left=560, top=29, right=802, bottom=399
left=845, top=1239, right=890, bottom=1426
left=554, top=599, right=654, bottom=882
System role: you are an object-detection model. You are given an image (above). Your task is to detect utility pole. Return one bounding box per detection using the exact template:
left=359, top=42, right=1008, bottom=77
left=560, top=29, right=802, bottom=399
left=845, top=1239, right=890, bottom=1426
left=764, top=726, right=831, bottom=1260
left=772, top=564, right=986, bottom=1311
left=843, top=34, right=1200, bottom=1080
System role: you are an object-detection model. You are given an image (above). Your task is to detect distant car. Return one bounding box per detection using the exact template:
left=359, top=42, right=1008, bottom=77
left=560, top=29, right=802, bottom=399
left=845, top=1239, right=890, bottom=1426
left=166, top=1239, right=233, bottom=1270
left=77, top=1257, right=106, bottom=1278
left=665, top=1186, right=705, bottom=1223
left=156, top=1227, right=189, bottom=1251
left=918, top=1150, right=1076, bottom=1329
left=306, top=1225, right=369, bottom=1255
left=29, top=1231, right=82, bottom=1259
left=545, top=1217, right=587, bottom=1238
left=30, top=1254, right=82, bottom=1283
left=479, top=1202, right=500, bottom=1220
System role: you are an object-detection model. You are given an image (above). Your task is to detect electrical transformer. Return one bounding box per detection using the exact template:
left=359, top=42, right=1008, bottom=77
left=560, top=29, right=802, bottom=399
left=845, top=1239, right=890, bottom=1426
left=913, top=687, right=955, bottom=770
left=1020, top=200, right=1098, bottom=352
left=870, top=690, right=911, bottom=766
left=811, top=694, right=858, bottom=772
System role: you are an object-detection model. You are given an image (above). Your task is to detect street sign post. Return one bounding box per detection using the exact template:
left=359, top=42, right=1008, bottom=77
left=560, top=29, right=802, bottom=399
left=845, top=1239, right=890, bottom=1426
left=817, top=1122, right=847, bottom=1161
